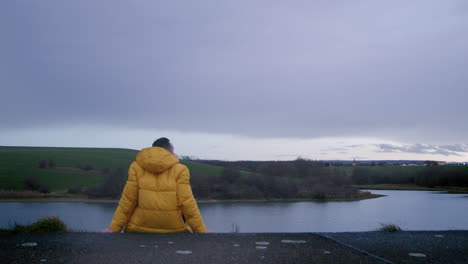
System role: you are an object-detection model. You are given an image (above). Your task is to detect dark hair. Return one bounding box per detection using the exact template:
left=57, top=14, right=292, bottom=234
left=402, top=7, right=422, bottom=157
left=152, top=137, right=171, bottom=149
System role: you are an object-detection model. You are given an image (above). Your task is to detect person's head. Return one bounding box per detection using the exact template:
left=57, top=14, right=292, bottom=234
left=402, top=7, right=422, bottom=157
left=152, top=137, right=174, bottom=154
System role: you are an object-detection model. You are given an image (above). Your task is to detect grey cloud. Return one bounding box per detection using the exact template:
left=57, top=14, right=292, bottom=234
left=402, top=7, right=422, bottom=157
left=376, top=144, right=467, bottom=156
left=324, top=145, right=366, bottom=152
left=324, top=148, right=349, bottom=152
left=323, top=145, right=361, bottom=154
left=439, top=144, right=468, bottom=152
left=345, top=145, right=365, bottom=149
left=1, top=1, right=468, bottom=144
left=377, top=144, right=403, bottom=153
left=433, top=149, right=461, bottom=157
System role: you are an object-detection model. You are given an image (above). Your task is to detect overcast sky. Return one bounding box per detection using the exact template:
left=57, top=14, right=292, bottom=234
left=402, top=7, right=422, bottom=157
left=1, top=1, right=467, bottom=161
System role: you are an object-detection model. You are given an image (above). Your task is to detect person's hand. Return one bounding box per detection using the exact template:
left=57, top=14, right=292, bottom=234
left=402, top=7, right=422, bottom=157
left=100, top=228, right=114, bottom=233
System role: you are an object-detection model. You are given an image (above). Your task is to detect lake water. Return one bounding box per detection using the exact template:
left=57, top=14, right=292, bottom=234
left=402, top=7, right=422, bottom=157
left=1, top=190, right=467, bottom=232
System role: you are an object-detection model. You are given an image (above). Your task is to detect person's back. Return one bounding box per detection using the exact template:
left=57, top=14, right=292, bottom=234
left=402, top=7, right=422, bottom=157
left=107, top=138, right=207, bottom=233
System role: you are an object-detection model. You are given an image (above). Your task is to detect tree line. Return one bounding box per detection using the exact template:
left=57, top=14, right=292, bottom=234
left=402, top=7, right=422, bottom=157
left=32, top=158, right=468, bottom=200
left=351, top=166, right=468, bottom=187
left=80, top=158, right=365, bottom=200
left=191, top=159, right=362, bottom=200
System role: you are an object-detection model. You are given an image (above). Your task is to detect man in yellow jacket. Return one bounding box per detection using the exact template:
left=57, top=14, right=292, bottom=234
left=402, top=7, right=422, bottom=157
left=102, top=138, right=207, bottom=233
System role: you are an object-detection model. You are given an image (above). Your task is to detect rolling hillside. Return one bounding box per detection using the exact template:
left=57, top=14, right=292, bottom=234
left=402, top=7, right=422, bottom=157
left=0, top=146, right=224, bottom=191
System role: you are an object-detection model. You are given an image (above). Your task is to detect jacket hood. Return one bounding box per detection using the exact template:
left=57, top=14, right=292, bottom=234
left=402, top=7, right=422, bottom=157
left=135, top=147, right=179, bottom=174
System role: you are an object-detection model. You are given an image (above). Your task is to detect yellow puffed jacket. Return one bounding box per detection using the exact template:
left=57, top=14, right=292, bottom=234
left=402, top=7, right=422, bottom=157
left=109, top=147, right=207, bottom=233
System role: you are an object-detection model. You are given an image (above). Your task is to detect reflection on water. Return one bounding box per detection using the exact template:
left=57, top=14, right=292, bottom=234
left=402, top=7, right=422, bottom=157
left=0, top=190, right=467, bottom=232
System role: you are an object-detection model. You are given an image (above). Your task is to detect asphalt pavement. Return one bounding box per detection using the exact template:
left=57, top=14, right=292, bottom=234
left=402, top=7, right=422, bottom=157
left=0, top=231, right=466, bottom=264
left=324, top=231, right=468, bottom=264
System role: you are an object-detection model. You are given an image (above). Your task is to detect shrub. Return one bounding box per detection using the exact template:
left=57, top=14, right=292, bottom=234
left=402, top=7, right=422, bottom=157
left=38, top=184, right=51, bottom=194
left=2, top=217, right=67, bottom=234
left=38, top=160, right=48, bottom=169
left=24, top=216, right=67, bottom=233
left=0, top=223, right=26, bottom=234
left=377, top=223, right=402, bottom=232
left=0, top=223, right=27, bottom=234
left=67, top=186, right=83, bottom=194
left=312, top=192, right=327, bottom=200
left=24, top=176, right=40, bottom=191
left=84, top=186, right=102, bottom=198
left=81, top=164, right=94, bottom=171
left=86, top=168, right=126, bottom=199
left=38, top=160, right=56, bottom=169
left=0, top=227, right=11, bottom=234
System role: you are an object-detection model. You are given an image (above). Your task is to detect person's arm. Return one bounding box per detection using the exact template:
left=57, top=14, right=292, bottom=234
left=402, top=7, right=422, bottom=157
left=177, top=167, right=207, bottom=233
left=108, top=162, right=139, bottom=232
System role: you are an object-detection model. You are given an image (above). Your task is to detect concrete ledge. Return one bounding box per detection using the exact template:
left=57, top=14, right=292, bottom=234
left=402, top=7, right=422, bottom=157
left=1, top=231, right=466, bottom=264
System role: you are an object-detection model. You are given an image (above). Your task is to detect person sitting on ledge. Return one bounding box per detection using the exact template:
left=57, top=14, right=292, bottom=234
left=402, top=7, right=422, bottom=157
left=101, top=137, right=207, bottom=233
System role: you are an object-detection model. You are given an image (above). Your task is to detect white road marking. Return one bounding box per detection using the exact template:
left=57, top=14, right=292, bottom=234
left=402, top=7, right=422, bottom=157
left=21, top=242, right=37, bottom=247
left=281, top=240, right=306, bottom=244
left=176, top=250, right=192, bottom=255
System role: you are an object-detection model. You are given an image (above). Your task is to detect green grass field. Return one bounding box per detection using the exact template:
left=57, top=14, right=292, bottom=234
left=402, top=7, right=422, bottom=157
left=2, top=146, right=465, bottom=193
left=0, top=146, right=225, bottom=191
left=180, top=160, right=224, bottom=178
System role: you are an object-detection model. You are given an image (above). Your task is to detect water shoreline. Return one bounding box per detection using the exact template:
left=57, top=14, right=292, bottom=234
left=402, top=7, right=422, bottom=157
left=354, top=184, right=468, bottom=193
left=2, top=190, right=466, bottom=233
left=0, top=194, right=384, bottom=203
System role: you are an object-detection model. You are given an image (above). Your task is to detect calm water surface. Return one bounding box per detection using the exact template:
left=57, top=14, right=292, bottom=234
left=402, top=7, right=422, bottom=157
left=1, top=190, right=467, bottom=232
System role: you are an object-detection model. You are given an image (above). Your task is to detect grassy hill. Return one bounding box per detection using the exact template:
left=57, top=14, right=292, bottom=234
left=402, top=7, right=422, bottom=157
left=3, top=146, right=466, bottom=199
left=0, top=146, right=224, bottom=191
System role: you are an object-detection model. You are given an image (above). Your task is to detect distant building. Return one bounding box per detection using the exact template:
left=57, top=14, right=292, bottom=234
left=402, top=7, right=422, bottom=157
left=352, top=159, right=358, bottom=166
left=437, top=161, right=447, bottom=166
left=445, top=162, right=467, bottom=166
